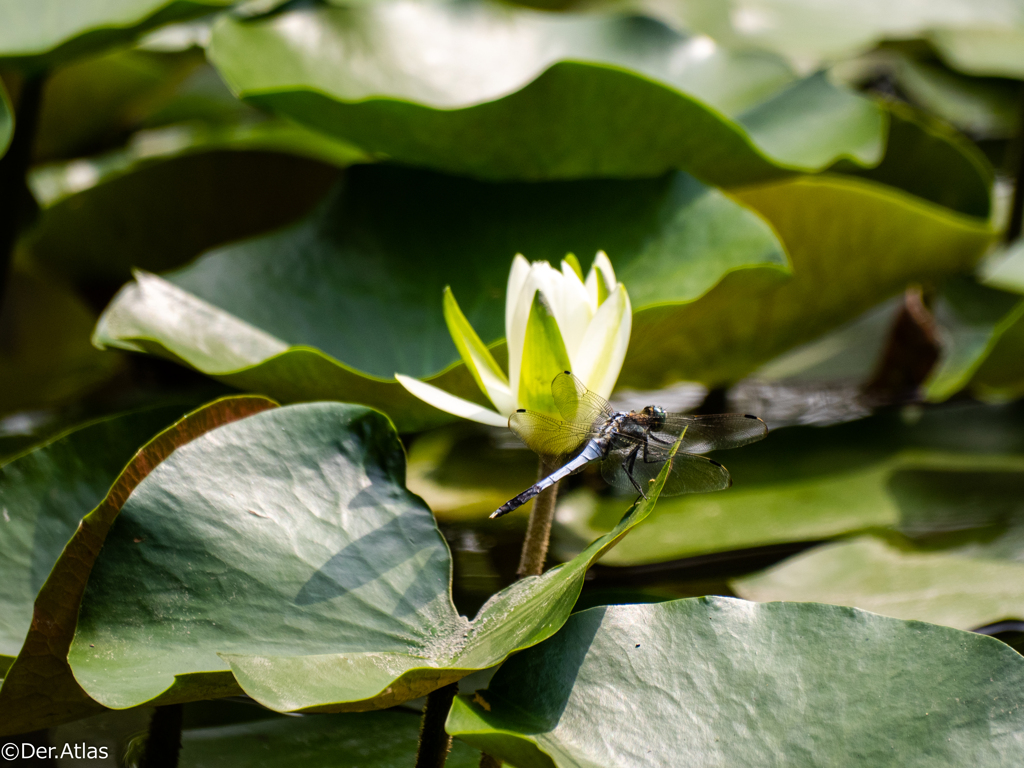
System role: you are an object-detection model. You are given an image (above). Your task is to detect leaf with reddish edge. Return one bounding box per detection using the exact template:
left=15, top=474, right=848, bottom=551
left=0, top=395, right=277, bottom=736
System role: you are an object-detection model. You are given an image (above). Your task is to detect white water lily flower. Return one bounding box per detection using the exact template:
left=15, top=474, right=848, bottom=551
left=396, top=252, right=632, bottom=427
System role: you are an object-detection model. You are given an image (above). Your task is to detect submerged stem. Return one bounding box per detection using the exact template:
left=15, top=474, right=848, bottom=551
left=414, top=681, right=460, bottom=768
left=516, top=456, right=561, bottom=578
left=139, top=703, right=183, bottom=768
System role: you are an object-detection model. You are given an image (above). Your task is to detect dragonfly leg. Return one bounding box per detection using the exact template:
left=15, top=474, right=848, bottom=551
left=622, top=444, right=647, bottom=497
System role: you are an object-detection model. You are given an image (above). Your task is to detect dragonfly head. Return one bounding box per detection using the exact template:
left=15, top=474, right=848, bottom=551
left=639, top=405, right=667, bottom=429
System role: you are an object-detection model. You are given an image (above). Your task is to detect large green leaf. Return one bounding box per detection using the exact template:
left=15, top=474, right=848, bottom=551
left=733, top=536, right=1024, bottom=630
left=0, top=0, right=234, bottom=70
left=839, top=102, right=993, bottom=219
left=0, top=396, right=275, bottom=736
left=650, top=0, right=1024, bottom=78
left=0, top=267, right=123, bottom=418
left=67, top=401, right=676, bottom=713
left=554, top=401, right=1024, bottom=567
left=32, top=47, right=200, bottom=163
left=447, top=598, right=1024, bottom=767
left=25, top=122, right=360, bottom=284
left=924, top=277, right=1024, bottom=402
left=179, top=709, right=481, bottom=768
left=967, top=241, right=1024, bottom=401
left=207, top=0, right=885, bottom=185
left=0, top=405, right=185, bottom=667
left=93, top=165, right=786, bottom=430
left=620, top=175, right=992, bottom=390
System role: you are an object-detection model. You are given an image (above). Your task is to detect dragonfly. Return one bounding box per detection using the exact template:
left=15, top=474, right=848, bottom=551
left=491, top=371, right=768, bottom=519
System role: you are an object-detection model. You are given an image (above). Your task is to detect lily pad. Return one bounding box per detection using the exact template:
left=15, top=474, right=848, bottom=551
left=0, top=404, right=186, bottom=666
left=207, top=0, right=885, bottom=185
left=25, top=121, right=361, bottom=284
left=621, top=175, right=992, bottom=390
left=447, top=598, right=1024, bottom=767
left=0, top=396, right=275, bottom=736
left=650, top=0, right=1024, bottom=78
left=67, top=401, right=675, bottom=713
left=924, top=276, right=1024, bottom=402
left=733, top=536, right=1024, bottom=630
left=93, top=166, right=786, bottom=430
left=0, top=0, right=234, bottom=70
left=840, top=102, right=993, bottom=219
left=179, top=709, right=481, bottom=768
left=949, top=243, right=1024, bottom=402
left=554, top=401, right=1024, bottom=567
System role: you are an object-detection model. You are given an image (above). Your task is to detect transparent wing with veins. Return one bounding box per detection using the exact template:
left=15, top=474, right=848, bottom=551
left=507, top=410, right=593, bottom=460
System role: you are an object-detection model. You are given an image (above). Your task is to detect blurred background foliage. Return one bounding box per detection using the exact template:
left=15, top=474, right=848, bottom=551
left=2, top=0, right=1024, bottom=762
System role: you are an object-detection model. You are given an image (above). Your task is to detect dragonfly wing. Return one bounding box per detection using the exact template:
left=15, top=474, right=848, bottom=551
left=656, top=413, right=767, bottom=454
left=601, top=445, right=731, bottom=496
left=508, top=409, right=591, bottom=459
left=551, top=371, right=614, bottom=427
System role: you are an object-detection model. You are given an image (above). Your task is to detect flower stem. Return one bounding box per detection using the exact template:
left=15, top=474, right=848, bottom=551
left=516, top=456, right=561, bottom=578
left=139, top=703, right=183, bottom=768
left=414, top=681, right=460, bottom=768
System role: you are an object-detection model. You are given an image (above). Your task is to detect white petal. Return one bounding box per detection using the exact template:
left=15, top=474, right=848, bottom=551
left=572, top=284, right=632, bottom=401
left=585, top=250, right=617, bottom=310
left=504, top=254, right=531, bottom=347
left=395, top=374, right=509, bottom=427
left=507, top=261, right=559, bottom=405
left=557, top=260, right=593, bottom=359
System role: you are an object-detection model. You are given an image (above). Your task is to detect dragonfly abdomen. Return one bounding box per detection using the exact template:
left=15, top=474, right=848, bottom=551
left=490, top=439, right=605, bottom=519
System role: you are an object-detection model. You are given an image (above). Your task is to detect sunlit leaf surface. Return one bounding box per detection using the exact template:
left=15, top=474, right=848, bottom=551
left=208, top=0, right=885, bottom=184
left=0, top=0, right=234, bottom=69
left=447, top=599, right=1024, bottom=767
left=647, top=0, right=1024, bottom=77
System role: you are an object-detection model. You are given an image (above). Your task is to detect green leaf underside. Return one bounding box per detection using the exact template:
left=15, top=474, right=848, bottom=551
left=925, top=277, right=1024, bottom=402
left=68, top=402, right=676, bottom=713
left=178, top=709, right=481, bottom=768
left=208, top=1, right=885, bottom=184
left=554, top=401, right=1024, bottom=567
left=447, top=598, right=1024, bottom=767
left=0, top=397, right=276, bottom=736
left=621, top=174, right=991, bottom=389
left=0, top=0, right=234, bottom=69
left=733, top=536, right=1024, bottom=630
left=518, top=293, right=573, bottom=416
left=93, top=166, right=785, bottom=429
